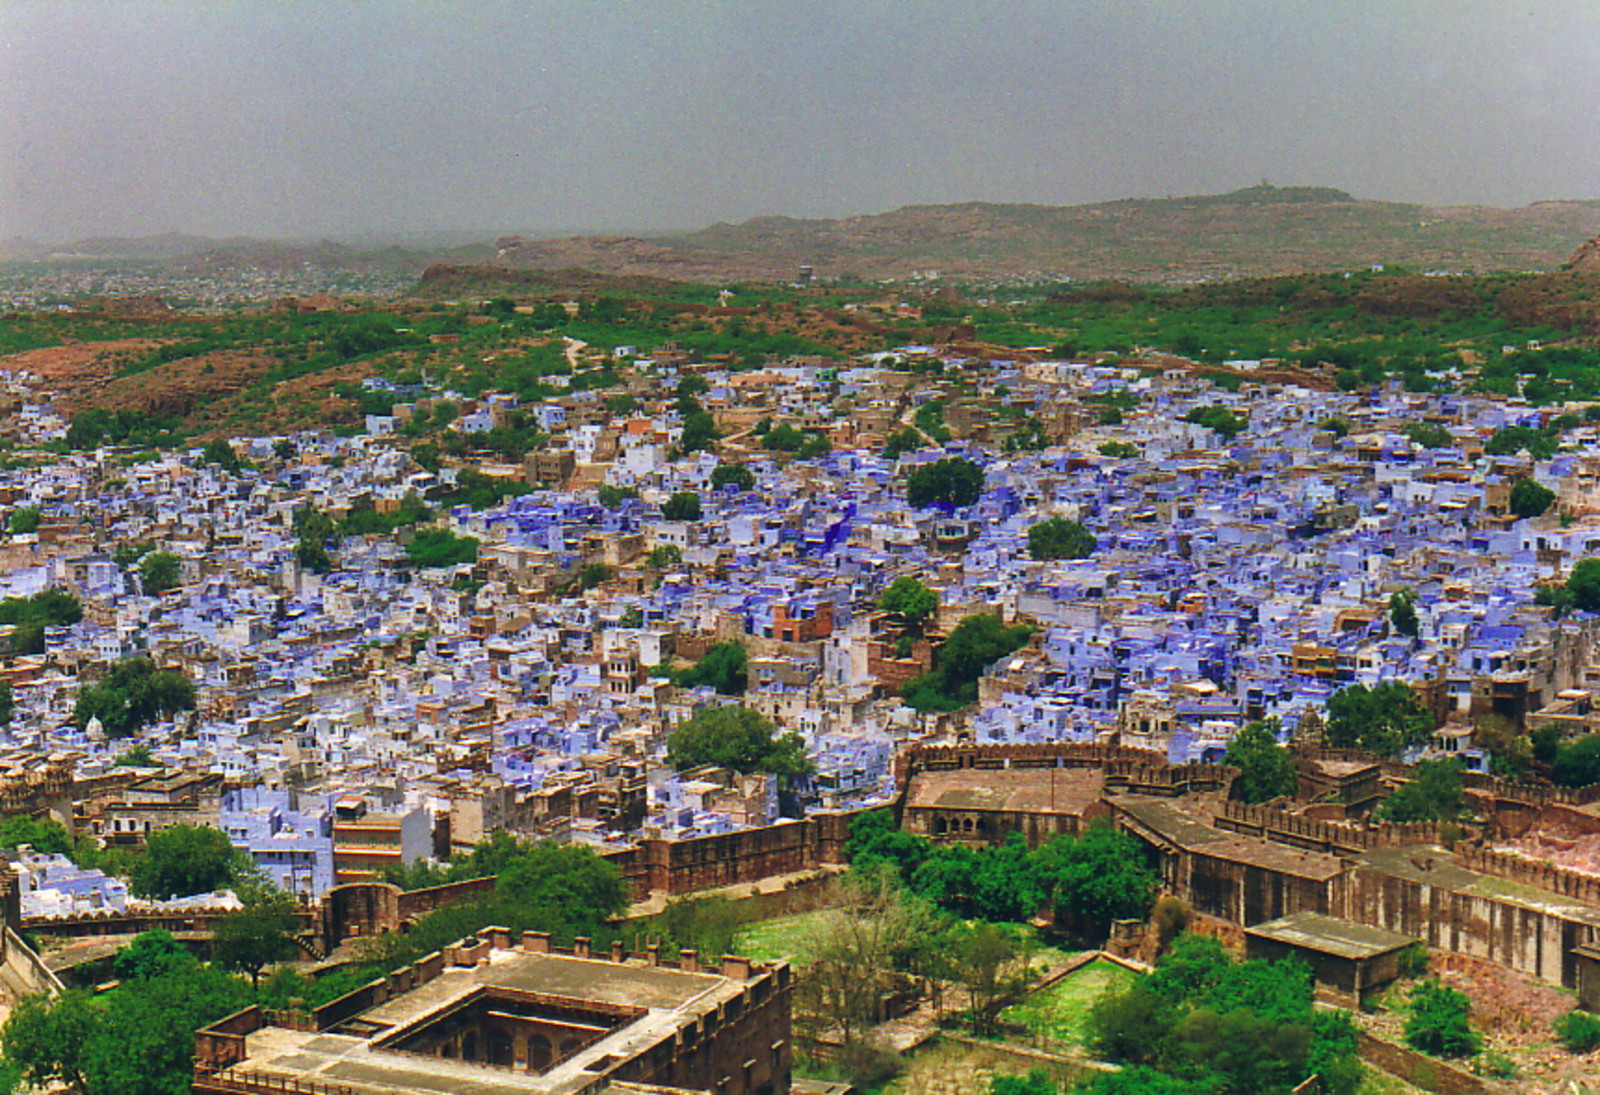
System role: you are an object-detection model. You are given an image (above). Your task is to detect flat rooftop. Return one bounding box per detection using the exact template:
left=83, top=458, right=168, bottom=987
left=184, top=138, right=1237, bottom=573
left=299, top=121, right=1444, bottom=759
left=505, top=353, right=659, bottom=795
left=206, top=946, right=770, bottom=1095
left=1246, top=911, right=1416, bottom=960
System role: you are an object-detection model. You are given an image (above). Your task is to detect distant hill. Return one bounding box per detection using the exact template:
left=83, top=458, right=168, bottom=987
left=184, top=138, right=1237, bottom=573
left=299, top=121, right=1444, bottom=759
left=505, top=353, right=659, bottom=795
left=490, top=186, right=1600, bottom=283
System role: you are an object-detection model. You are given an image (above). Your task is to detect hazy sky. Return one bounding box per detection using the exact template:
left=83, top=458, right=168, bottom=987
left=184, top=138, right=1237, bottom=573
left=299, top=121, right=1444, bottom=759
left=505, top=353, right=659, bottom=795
left=3, top=1, right=1598, bottom=241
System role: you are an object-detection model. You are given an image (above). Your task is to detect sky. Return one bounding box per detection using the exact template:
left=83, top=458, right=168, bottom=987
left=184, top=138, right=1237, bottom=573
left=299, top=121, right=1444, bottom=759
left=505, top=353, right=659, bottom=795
left=2, top=0, right=1598, bottom=242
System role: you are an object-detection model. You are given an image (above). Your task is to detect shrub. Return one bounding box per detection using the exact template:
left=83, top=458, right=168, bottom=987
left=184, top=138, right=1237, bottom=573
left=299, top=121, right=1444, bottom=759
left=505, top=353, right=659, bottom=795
left=1404, top=979, right=1480, bottom=1058
left=1554, top=1009, right=1600, bottom=1053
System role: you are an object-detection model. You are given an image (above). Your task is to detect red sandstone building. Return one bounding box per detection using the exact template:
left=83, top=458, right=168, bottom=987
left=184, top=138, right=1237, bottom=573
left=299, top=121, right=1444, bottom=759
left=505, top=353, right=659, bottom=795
left=195, top=928, right=792, bottom=1095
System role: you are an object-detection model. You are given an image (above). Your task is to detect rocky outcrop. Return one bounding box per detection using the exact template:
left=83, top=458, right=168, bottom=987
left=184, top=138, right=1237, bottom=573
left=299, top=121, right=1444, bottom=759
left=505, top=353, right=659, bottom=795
left=1567, top=234, right=1600, bottom=273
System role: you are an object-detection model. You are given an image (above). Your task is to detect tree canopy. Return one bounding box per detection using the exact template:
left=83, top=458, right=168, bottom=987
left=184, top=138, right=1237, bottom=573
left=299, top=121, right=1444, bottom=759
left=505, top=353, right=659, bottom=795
left=878, top=576, right=938, bottom=632
left=1377, top=758, right=1468, bottom=822
left=139, top=550, right=182, bottom=595
left=710, top=463, right=755, bottom=492
left=905, top=457, right=985, bottom=509
left=665, top=704, right=811, bottom=779
left=129, top=823, right=244, bottom=900
left=74, top=656, right=196, bottom=739
left=1389, top=587, right=1419, bottom=638
left=1087, top=933, right=1361, bottom=1095
left=661, top=491, right=703, bottom=521
left=903, top=613, right=1034, bottom=712
left=1223, top=719, right=1299, bottom=805
left=675, top=641, right=748, bottom=695
left=1324, top=680, right=1433, bottom=757
left=1509, top=477, right=1556, bottom=519
left=1027, top=517, right=1095, bottom=561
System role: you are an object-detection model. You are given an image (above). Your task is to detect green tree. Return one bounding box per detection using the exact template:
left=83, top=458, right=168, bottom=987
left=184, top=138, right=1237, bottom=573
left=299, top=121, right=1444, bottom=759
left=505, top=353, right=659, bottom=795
left=1509, top=477, right=1556, bottom=519
left=676, top=641, right=748, bottom=695
left=1027, top=517, right=1096, bottom=561
left=272, top=438, right=297, bottom=460
left=597, top=484, right=640, bottom=508
left=905, top=457, right=985, bottom=509
left=201, top=438, right=240, bottom=473
left=1377, top=758, right=1467, bottom=822
left=1568, top=557, right=1600, bottom=612
left=949, top=920, right=1033, bottom=1035
left=1, top=989, right=97, bottom=1091
left=1405, top=421, right=1452, bottom=449
left=494, top=842, right=629, bottom=938
left=1182, top=404, right=1246, bottom=440
left=82, top=960, right=253, bottom=1095
left=129, top=824, right=242, bottom=899
left=1553, top=733, right=1600, bottom=787
left=7, top=505, right=40, bottom=535
left=138, top=550, right=181, bottom=595
left=665, top=704, right=811, bottom=778
left=710, top=463, right=755, bottom=492
left=878, top=576, right=938, bottom=635
left=661, top=491, right=703, bottom=520
left=0, top=680, right=11, bottom=725
left=882, top=427, right=923, bottom=460
left=1389, top=587, right=1420, bottom=638
left=1404, top=978, right=1480, bottom=1058
left=647, top=544, right=683, bottom=569
left=214, top=888, right=300, bottom=988
left=1034, top=824, right=1159, bottom=936
left=115, top=744, right=155, bottom=767
left=0, top=814, right=72, bottom=856
left=405, top=528, right=478, bottom=567
left=903, top=613, right=1034, bottom=712
left=73, top=657, right=196, bottom=739
left=1324, top=680, right=1433, bottom=757
left=1224, top=719, right=1299, bottom=804
left=113, top=928, right=194, bottom=982
left=578, top=563, right=614, bottom=590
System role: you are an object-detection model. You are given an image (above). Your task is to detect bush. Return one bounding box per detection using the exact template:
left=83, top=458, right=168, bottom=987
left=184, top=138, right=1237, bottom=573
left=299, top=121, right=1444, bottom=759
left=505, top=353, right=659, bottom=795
left=1554, top=1009, right=1600, bottom=1053
left=1404, top=979, right=1480, bottom=1058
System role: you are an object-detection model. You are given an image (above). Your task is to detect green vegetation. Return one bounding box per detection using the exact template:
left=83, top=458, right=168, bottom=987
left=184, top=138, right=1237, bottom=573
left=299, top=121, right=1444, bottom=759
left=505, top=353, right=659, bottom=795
left=1000, top=959, right=1136, bottom=1049
left=1087, top=933, right=1361, bottom=1095
left=675, top=641, right=748, bottom=695
left=665, top=704, right=811, bottom=779
left=1182, top=403, right=1246, bottom=440
left=129, top=823, right=248, bottom=900
left=139, top=550, right=182, bottom=594
left=882, top=427, right=923, bottom=460
left=710, top=463, right=755, bottom=491
left=661, top=491, right=702, bottom=520
left=7, top=505, right=40, bottom=535
left=1405, top=421, right=1452, bottom=449
left=1551, top=733, right=1600, bottom=787
left=1223, top=718, right=1299, bottom=804
left=878, top=575, right=938, bottom=652
left=1027, top=517, right=1095, bottom=561
left=1404, top=978, right=1481, bottom=1058
left=1097, top=440, right=1139, bottom=458
left=1389, top=587, right=1420, bottom=638
left=73, top=656, right=196, bottom=739
left=845, top=809, right=1157, bottom=936
left=1508, top=477, right=1556, bottom=519
left=65, top=408, right=183, bottom=450
left=597, top=483, right=640, bottom=508
left=1324, top=680, right=1434, bottom=757
left=2, top=930, right=252, bottom=1095
left=760, top=423, right=830, bottom=458
left=1554, top=1009, right=1600, bottom=1053
left=902, top=613, right=1033, bottom=712
left=1377, top=758, right=1468, bottom=822
left=405, top=528, right=479, bottom=568
left=905, top=456, right=985, bottom=509
left=0, top=587, right=82, bottom=654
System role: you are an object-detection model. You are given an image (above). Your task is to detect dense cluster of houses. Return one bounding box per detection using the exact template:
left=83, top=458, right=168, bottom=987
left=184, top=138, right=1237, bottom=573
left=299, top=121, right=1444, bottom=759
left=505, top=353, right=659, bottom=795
left=3, top=343, right=1598, bottom=911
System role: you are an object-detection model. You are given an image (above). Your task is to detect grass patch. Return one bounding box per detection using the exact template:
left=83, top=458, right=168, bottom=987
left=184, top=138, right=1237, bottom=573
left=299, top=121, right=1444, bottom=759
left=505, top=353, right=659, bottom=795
left=999, top=956, right=1136, bottom=1048
left=732, top=910, right=835, bottom=964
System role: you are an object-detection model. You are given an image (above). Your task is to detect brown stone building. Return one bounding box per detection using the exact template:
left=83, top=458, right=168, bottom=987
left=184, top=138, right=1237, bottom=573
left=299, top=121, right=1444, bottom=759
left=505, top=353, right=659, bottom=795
left=195, top=929, right=792, bottom=1095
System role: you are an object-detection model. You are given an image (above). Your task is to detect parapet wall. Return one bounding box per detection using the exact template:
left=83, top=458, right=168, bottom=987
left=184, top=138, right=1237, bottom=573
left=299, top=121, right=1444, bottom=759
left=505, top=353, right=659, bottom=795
left=1216, top=801, right=1454, bottom=854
